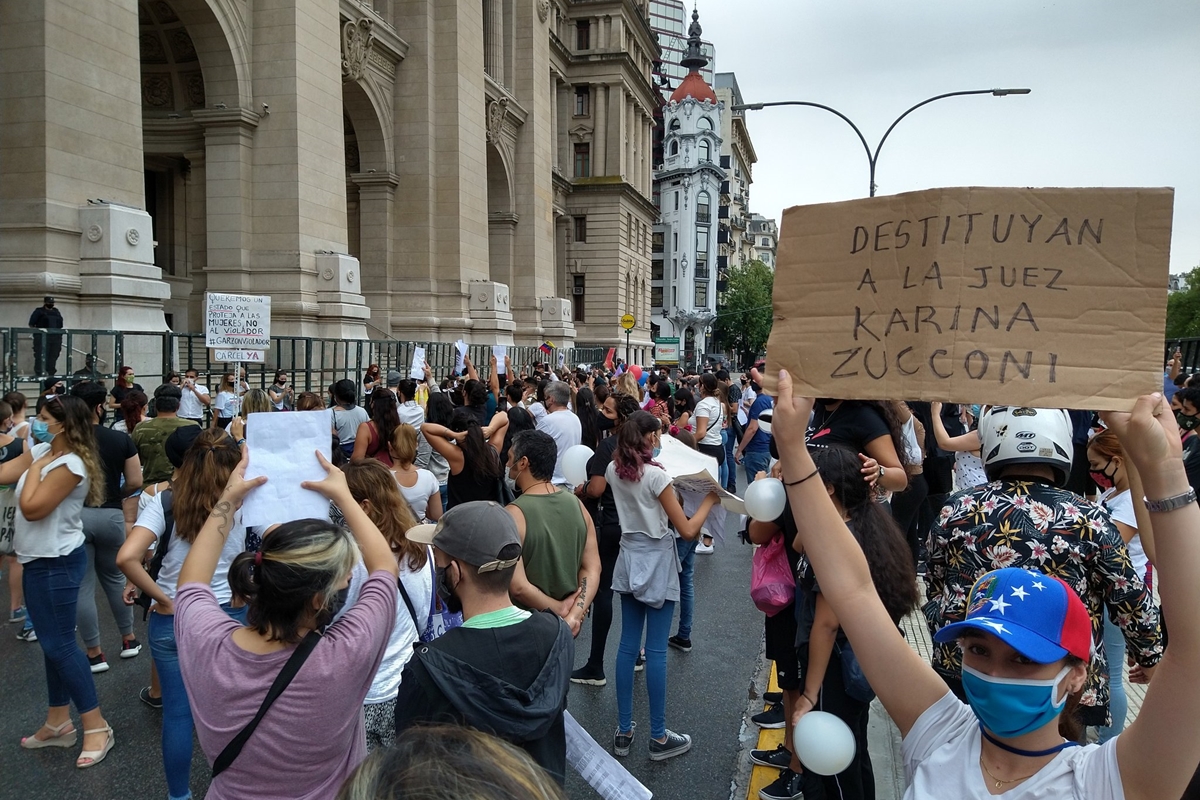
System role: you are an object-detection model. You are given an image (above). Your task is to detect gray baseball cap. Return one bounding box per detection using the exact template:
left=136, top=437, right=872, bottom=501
left=406, top=501, right=521, bottom=572
left=386, top=369, right=403, bottom=387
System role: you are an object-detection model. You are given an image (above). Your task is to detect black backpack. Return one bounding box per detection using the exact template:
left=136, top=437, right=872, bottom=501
left=135, top=487, right=174, bottom=618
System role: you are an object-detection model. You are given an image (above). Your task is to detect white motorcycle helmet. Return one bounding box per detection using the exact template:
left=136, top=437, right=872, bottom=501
left=978, top=406, right=1073, bottom=487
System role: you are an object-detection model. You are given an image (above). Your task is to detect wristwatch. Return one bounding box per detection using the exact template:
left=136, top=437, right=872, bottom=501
left=1143, top=488, right=1197, bottom=513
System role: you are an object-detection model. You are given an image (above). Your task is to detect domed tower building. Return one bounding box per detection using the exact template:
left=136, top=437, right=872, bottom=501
left=650, top=8, right=724, bottom=371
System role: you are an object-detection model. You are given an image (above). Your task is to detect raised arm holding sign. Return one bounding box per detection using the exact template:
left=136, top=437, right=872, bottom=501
left=763, top=187, right=1173, bottom=411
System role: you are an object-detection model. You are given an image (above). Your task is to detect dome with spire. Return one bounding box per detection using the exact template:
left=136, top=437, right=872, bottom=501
left=669, top=7, right=715, bottom=104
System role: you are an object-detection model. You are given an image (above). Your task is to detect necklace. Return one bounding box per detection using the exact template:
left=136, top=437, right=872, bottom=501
left=979, top=725, right=1079, bottom=758
left=979, top=754, right=1036, bottom=790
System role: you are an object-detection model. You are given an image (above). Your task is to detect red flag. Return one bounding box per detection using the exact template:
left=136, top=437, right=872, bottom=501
left=604, top=347, right=616, bottom=371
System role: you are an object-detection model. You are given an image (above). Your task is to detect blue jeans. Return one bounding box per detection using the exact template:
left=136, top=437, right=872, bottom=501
left=1097, top=614, right=1128, bottom=743
left=723, top=428, right=737, bottom=492
left=743, top=450, right=771, bottom=485
left=150, top=603, right=247, bottom=800
left=616, top=594, right=675, bottom=740
left=23, top=546, right=98, bottom=713
left=675, top=537, right=698, bottom=639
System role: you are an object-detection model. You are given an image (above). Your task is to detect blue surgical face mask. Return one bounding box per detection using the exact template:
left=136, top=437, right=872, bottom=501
left=652, top=446, right=662, bottom=458
left=962, top=664, right=1071, bottom=739
left=31, top=419, right=56, bottom=444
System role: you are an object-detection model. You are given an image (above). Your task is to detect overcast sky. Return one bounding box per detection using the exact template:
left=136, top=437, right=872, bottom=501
left=704, top=0, right=1200, bottom=274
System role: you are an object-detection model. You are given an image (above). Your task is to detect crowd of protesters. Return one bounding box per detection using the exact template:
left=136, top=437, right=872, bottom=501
left=2, top=347, right=1199, bottom=800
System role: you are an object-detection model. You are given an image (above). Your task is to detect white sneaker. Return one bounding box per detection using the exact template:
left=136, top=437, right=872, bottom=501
left=695, top=542, right=714, bottom=554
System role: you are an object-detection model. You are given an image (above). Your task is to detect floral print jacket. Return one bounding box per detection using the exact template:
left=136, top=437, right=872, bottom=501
left=924, top=479, right=1163, bottom=725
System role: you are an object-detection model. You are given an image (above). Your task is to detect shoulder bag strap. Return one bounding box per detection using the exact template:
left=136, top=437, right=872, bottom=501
left=211, top=630, right=322, bottom=778
left=396, top=574, right=420, bottom=630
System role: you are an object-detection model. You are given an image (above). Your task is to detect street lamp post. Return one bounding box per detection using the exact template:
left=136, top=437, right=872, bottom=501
left=732, top=88, right=1030, bottom=196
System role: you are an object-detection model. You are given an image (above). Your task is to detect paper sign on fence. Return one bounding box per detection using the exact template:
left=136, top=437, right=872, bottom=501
left=409, top=346, right=426, bottom=380
left=763, top=187, right=1173, bottom=411
left=493, top=345, right=508, bottom=374
left=241, top=410, right=332, bottom=528
left=565, top=711, right=652, bottom=800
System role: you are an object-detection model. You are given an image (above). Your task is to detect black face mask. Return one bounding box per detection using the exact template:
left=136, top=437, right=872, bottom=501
left=317, top=586, right=350, bottom=631
left=597, top=414, right=616, bottom=432
left=435, top=565, right=463, bottom=615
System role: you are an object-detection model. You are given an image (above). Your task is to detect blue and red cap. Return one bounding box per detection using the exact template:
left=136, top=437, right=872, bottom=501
left=933, top=567, right=1092, bottom=664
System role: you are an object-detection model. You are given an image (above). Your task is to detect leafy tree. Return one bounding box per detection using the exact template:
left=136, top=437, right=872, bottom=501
left=1166, top=266, right=1200, bottom=339
left=714, top=260, right=774, bottom=367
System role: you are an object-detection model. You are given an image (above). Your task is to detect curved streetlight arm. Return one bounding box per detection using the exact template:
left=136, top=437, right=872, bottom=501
left=736, top=101, right=874, bottom=182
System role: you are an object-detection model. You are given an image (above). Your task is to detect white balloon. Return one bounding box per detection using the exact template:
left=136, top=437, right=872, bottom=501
left=562, top=444, right=594, bottom=487
left=743, top=477, right=786, bottom=522
left=793, top=711, right=856, bottom=776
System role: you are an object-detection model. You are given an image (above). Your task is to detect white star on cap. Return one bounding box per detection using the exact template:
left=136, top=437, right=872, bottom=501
left=1011, top=586, right=1029, bottom=600
left=988, top=596, right=1011, bottom=615
left=979, top=620, right=1010, bottom=635
left=1031, top=580, right=1046, bottom=591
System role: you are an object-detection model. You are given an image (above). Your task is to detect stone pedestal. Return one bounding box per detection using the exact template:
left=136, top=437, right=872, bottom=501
left=315, top=252, right=370, bottom=340
left=468, top=279, right=515, bottom=344
left=76, top=203, right=170, bottom=331
left=538, top=297, right=576, bottom=346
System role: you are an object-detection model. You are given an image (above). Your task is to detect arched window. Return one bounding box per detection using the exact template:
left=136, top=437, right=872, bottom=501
left=697, top=191, right=710, bottom=223
left=698, top=139, right=711, bottom=162
left=697, top=117, right=713, bottom=130
left=669, top=140, right=679, bottom=156
left=669, top=119, right=681, bottom=131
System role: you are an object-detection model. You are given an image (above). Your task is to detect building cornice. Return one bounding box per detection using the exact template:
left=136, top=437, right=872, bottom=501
left=569, top=177, right=659, bottom=220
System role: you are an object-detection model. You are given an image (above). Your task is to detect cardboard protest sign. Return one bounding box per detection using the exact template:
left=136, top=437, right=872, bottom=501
left=764, top=187, right=1173, bottom=411
left=205, top=293, right=271, bottom=350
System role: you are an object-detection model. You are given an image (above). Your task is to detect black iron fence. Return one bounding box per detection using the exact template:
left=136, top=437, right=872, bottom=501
left=1, top=327, right=613, bottom=399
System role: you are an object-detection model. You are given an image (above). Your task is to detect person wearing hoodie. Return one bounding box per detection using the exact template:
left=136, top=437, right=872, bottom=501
left=395, top=501, right=573, bottom=785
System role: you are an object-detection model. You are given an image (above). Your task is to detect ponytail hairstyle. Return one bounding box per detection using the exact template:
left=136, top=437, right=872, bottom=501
left=367, top=386, right=401, bottom=449
left=699, top=372, right=720, bottom=400
left=228, top=519, right=360, bottom=644
left=41, top=395, right=106, bottom=507
left=613, top=411, right=661, bottom=482
left=121, top=389, right=148, bottom=432
left=450, top=408, right=501, bottom=480
left=342, top=458, right=425, bottom=571
left=575, top=387, right=600, bottom=451
left=811, top=445, right=918, bottom=624
left=391, top=422, right=419, bottom=467
left=172, top=428, right=242, bottom=543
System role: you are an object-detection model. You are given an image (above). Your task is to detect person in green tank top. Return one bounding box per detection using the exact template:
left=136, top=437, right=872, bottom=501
left=505, top=431, right=599, bottom=636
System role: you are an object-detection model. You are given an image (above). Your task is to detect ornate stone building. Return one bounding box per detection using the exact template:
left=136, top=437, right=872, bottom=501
left=0, top=0, right=659, bottom=357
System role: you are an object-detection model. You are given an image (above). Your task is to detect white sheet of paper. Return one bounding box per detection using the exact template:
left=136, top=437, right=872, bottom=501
left=565, top=711, right=652, bottom=800
left=241, top=410, right=333, bottom=528
left=409, top=346, right=426, bottom=379
left=657, top=435, right=745, bottom=515
left=493, top=345, right=507, bottom=374
left=454, top=340, right=468, bottom=374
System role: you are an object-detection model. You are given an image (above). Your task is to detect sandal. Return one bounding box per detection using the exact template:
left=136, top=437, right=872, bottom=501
left=76, top=724, right=114, bottom=769
left=21, top=720, right=77, bottom=749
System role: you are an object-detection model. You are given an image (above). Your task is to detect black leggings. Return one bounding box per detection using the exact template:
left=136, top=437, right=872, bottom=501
left=586, top=523, right=622, bottom=669
left=801, top=645, right=875, bottom=800
left=890, top=473, right=929, bottom=571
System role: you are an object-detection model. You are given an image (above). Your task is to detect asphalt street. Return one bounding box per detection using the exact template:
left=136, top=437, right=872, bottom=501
left=0, top=477, right=765, bottom=800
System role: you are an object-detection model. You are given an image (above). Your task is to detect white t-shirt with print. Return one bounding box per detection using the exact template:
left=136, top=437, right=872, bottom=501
left=14, top=443, right=88, bottom=563
left=694, top=396, right=724, bottom=447
left=1099, top=488, right=1148, bottom=578
left=134, top=488, right=247, bottom=603
left=902, top=691, right=1123, bottom=800
left=537, top=408, right=582, bottom=486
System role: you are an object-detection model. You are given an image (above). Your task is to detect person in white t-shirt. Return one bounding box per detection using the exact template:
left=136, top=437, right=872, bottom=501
left=0, top=395, right=114, bottom=768
left=1087, top=428, right=1153, bottom=745
left=177, top=369, right=211, bottom=424
left=390, top=423, right=442, bottom=523
left=772, top=377, right=1200, bottom=800
left=536, top=382, right=581, bottom=487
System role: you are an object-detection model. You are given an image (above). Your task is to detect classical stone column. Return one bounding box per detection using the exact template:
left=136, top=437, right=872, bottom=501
left=350, top=171, right=398, bottom=336
left=484, top=0, right=503, bottom=84
left=193, top=108, right=258, bottom=294
left=556, top=79, right=570, bottom=173
left=592, top=84, right=607, bottom=176
left=0, top=0, right=169, bottom=334
left=488, top=213, right=516, bottom=291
